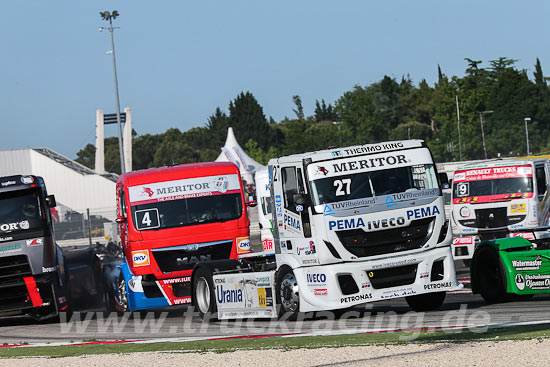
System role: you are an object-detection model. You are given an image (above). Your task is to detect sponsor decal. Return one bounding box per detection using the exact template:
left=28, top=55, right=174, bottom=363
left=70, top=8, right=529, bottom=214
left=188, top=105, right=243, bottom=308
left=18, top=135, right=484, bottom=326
left=327, top=198, right=376, bottom=210
left=0, top=236, right=13, bottom=242
left=298, top=241, right=317, bottom=256
left=511, top=256, right=542, bottom=271
left=255, top=276, right=271, bottom=287
left=0, top=243, right=22, bottom=253
left=452, top=236, right=474, bottom=246
left=216, top=285, right=243, bottom=303
left=303, top=259, right=320, bottom=265
left=236, top=237, right=251, bottom=254
left=361, top=282, right=371, bottom=289
left=515, top=274, right=525, bottom=291
left=128, top=174, right=241, bottom=204
left=385, top=195, right=397, bottom=208
left=388, top=189, right=440, bottom=201
left=341, top=293, right=373, bottom=303
left=454, top=165, right=533, bottom=183
left=275, top=195, right=283, bottom=218
left=131, top=250, right=150, bottom=267
left=160, top=277, right=191, bottom=284
left=262, top=238, right=274, bottom=251
left=524, top=274, right=550, bottom=290
left=42, top=266, right=55, bottom=273
left=296, top=204, right=304, bottom=212
left=343, top=142, right=405, bottom=156
left=26, top=238, right=43, bottom=246
left=306, top=273, right=327, bottom=284
left=328, top=216, right=405, bottom=231
left=371, top=258, right=417, bottom=270
left=257, top=287, right=273, bottom=307
left=1, top=180, right=16, bottom=187
left=406, top=205, right=441, bottom=220
left=315, top=166, right=329, bottom=176
left=331, top=151, right=342, bottom=157
left=510, top=203, right=527, bottom=214
left=141, top=187, right=154, bottom=198
left=420, top=272, right=430, bottom=279
left=323, top=205, right=335, bottom=216
left=283, top=211, right=302, bottom=233
left=424, top=281, right=452, bottom=290
left=214, top=278, right=225, bottom=284
left=511, top=232, right=536, bottom=240
left=332, top=155, right=407, bottom=174
left=0, top=221, right=30, bottom=232
left=21, top=176, right=34, bottom=184
left=380, top=286, right=417, bottom=299
left=314, top=288, right=328, bottom=296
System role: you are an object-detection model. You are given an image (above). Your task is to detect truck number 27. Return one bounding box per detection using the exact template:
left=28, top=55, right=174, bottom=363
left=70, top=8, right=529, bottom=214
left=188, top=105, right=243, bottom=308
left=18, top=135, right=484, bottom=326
left=334, top=179, right=351, bottom=196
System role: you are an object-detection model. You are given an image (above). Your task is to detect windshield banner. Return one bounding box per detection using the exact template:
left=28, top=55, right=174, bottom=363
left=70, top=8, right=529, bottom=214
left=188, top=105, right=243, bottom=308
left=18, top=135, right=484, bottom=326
left=307, top=148, right=432, bottom=179
left=454, top=165, right=532, bottom=183
left=128, top=174, right=241, bottom=205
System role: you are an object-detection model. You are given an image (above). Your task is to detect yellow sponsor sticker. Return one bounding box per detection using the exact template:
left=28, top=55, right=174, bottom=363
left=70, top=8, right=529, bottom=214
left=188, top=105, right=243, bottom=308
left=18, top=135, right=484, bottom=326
left=510, top=203, right=526, bottom=214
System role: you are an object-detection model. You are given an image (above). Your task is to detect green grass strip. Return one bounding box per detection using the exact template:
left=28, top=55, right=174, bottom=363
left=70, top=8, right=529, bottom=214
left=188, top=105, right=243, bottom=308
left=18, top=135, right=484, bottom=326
left=1, top=323, right=549, bottom=358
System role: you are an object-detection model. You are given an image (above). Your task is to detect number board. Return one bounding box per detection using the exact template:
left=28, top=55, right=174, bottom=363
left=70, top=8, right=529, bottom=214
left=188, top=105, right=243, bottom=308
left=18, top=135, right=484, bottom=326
left=135, top=208, right=160, bottom=230
left=456, top=182, right=469, bottom=197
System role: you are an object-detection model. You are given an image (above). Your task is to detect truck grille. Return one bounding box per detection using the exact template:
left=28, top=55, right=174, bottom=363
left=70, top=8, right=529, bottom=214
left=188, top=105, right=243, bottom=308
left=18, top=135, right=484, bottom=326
left=152, top=240, right=233, bottom=273
left=337, top=217, right=434, bottom=258
left=0, top=255, right=36, bottom=312
left=458, top=207, right=526, bottom=229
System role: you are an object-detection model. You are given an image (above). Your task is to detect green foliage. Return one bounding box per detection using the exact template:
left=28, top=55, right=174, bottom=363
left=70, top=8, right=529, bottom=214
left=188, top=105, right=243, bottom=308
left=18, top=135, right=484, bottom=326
left=76, top=57, right=550, bottom=172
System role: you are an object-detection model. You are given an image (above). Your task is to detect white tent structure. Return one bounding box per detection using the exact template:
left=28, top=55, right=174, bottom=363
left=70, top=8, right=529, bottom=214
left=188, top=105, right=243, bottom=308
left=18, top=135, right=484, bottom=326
left=215, top=127, right=265, bottom=184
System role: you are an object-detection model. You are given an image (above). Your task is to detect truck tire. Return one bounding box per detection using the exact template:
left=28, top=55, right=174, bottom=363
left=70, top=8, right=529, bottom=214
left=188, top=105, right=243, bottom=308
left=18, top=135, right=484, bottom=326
left=472, top=246, right=506, bottom=303
left=406, top=291, right=446, bottom=312
left=192, top=267, right=217, bottom=319
left=276, top=266, right=301, bottom=320
left=113, top=274, right=129, bottom=314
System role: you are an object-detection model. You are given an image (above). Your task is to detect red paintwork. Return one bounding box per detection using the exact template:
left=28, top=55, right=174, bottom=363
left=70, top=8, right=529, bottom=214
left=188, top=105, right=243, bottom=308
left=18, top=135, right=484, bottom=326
left=116, top=162, right=249, bottom=279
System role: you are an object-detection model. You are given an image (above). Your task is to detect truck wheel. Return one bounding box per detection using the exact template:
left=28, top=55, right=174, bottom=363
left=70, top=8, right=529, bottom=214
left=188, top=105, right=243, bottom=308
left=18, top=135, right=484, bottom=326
left=192, top=267, right=217, bottom=319
left=472, top=246, right=506, bottom=303
left=276, top=267, right=300, bottom=320
left=115, top=275, right=129, bottom=313
left=406, top=291, right=446, bottom=312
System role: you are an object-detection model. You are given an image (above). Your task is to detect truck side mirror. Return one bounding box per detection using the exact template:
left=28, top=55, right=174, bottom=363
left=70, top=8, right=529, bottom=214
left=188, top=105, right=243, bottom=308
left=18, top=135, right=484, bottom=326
left=439, top=172, right=449, bottom=189
left=45, top=195, right=57, bottom=208
left=247, top=195, right=257, bottom=207
left=115, top=216, right=126, bottom=224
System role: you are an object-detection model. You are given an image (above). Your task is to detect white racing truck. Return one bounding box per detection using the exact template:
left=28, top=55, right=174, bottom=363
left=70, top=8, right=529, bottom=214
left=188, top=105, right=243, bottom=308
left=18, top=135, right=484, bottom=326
left=450, top=158, right=550, bottom=264
left=191, top=140, right=461, bottom=319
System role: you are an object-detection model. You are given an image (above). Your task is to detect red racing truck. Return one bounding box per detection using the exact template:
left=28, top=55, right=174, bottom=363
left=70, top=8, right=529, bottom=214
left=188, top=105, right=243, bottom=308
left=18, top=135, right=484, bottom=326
left=109, top=162, right=252, bottom=311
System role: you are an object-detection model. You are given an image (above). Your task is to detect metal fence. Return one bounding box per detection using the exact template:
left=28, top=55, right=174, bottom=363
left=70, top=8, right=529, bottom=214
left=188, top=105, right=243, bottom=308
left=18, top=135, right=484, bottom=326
left=54, top=207, right=116, bottom=247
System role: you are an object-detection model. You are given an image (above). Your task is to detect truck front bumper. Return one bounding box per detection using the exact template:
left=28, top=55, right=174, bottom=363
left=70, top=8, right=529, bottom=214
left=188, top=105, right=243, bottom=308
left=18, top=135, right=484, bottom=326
left=294, top=246, right=462, bottom=312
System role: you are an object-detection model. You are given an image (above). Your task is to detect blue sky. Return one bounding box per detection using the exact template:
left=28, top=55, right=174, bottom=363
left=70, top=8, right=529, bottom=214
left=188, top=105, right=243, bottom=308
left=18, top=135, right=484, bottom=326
left=1, top=1, right=549, bottom=158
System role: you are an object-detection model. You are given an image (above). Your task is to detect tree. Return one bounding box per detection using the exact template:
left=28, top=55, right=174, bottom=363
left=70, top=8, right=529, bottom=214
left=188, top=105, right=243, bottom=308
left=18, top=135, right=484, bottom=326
left=292, top=95, right=304, bottom=120
left=314, top=99, right=338, bottom=122
left=75, top=143, right=96, bottom=169
left=228, top=92, right=272, bottom=150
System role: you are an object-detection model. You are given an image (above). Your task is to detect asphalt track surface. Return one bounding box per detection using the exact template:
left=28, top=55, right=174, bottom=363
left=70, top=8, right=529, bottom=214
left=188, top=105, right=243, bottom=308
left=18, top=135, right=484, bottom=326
left=0, top=262, right=549, bottom=344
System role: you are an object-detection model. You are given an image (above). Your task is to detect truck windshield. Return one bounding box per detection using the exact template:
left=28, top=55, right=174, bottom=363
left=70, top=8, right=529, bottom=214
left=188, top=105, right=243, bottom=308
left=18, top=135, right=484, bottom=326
left=131, top=193, right=243, bottom=231
left=453, top=177, right=533, bottom=198
left=310, top=164, right=439, bottom=206
left=0, top=188, right=45, bottom=234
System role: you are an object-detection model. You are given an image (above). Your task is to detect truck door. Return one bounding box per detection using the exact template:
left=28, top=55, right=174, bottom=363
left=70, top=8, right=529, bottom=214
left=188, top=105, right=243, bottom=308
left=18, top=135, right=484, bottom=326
left=117, top=188, right=128, bottom=251
left=279, top=165, right=317, bottom=263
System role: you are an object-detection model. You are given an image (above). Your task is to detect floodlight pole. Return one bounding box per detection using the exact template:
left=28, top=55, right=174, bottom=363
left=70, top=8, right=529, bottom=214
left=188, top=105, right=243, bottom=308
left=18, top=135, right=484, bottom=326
left=100, top=11, right=125, bottom=174
left=524, top=117, right=531, bottom=155
left=479, top=110, right=493, bottom=160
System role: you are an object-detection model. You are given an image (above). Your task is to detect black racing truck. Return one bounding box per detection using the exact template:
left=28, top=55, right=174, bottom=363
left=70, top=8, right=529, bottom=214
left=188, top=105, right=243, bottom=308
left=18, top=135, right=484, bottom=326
left=0, top=175, right=69, bottom=319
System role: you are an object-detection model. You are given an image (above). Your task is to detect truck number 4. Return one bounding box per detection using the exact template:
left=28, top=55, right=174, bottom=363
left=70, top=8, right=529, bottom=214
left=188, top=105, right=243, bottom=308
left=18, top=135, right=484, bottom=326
left=142, top=212, right=152, bottom=226
left=334, top=179, right=351, bottom=196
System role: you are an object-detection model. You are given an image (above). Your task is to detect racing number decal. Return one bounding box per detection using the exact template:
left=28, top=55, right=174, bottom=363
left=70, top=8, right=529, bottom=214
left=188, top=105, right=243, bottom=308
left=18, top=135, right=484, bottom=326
left=135, top=208, right=160, bottom=230
left=457, top=182, right=469, bottom=197
left=334, top=179, right=351, bottom=196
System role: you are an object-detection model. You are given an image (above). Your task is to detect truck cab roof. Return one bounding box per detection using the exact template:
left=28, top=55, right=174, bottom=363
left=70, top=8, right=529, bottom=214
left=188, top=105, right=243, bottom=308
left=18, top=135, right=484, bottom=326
left=0, top=175, right=45, bottom=193
left=269, top=139, right=426, bottom=165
